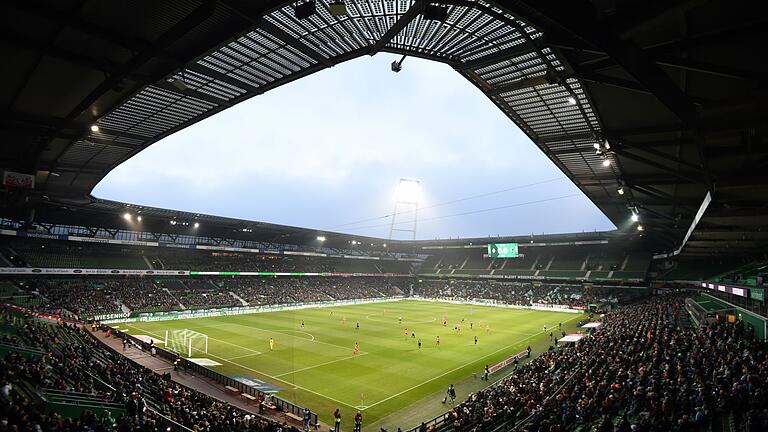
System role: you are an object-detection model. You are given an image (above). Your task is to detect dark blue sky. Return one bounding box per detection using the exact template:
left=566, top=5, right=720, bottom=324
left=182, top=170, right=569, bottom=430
left=93, top=54, right=615, bottom=240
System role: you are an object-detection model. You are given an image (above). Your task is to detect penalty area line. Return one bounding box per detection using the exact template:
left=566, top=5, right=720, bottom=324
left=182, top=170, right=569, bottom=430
left=226, top=352, right=263, bottom=361
left=132, top=327, right=361, bottom=410
left=274, top=352, right=369, bottom=378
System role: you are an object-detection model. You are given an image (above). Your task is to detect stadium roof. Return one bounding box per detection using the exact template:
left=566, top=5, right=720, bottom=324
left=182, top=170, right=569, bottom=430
left=1, top=0, right=766, bottom=257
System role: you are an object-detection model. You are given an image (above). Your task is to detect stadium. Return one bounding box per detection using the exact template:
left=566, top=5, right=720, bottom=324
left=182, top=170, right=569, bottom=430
left=0, top=1, right=767, bottom=432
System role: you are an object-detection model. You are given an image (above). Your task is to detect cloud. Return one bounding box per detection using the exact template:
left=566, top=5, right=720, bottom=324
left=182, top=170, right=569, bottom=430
left=94, top=54, right=615, bottom=239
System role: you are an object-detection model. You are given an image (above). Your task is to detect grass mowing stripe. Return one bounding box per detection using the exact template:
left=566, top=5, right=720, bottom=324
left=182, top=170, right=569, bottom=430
left=126, top=324, right=264, bottom=355
left=121, top=300, right=583, bottom=427
left=363, top=315, right=579, bottom=409
left=206, top=321, right=362, bottom=353
left=274, top=352, right=369, bottom=377
left=128, top=327, right=364, bottom=409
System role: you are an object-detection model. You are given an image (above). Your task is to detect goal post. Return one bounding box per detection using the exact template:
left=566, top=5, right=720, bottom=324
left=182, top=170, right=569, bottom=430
left=165, top=329, right=209, bottom=357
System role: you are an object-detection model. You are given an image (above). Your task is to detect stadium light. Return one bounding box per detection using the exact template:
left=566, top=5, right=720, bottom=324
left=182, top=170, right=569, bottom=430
left=396, top=179, right=421, bottom=204
left=328, top=1, right=347, bottom=16
left=602, top=158, right=611, bottom=167
left=123, top=212, right=131, bottom=221
left=637, top=225, right=644, bottom=231
left=194, top=222, right=200, bottom=228
left=137, top=215, right=142, bottom=222
left=617, top=186, right=624, bottom=195
left=317, top=235, right=326, bottom=242
left=567, top=96, right=577, bottom=105
left=90, top=124, right=99, bottom=132
left=383, top=243, right=387, bottom=248
left=631, top=212, right=639, bottom=222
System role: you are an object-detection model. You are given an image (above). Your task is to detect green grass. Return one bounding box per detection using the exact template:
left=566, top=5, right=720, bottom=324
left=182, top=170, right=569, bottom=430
left=120, top=300, right=580, bottom=430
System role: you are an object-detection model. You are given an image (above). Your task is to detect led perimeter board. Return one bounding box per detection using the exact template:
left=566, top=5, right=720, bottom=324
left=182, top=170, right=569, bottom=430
left=487, top=243, right=519, bottom=258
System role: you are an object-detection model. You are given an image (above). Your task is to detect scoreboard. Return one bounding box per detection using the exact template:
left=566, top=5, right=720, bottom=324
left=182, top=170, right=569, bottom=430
left=487, top=243, right=518, bottom=258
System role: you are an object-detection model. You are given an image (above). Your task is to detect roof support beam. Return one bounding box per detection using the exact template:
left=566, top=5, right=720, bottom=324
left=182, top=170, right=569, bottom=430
left=610, top=147, right=706, bottom=185
left=457, top=43, right=534, bottom=71
left=617, top=142, right=705, bottom=173
left=573, top=70, right=651, bottom=94
left=221, top=1, right=333, bottom=67
left=61, top=1, right=218, bottom=125
left=369, top=0, right=424, bottom=55
left=508, top=0, right=697, bottom=124
left=488, top=76, right=550, bottom=96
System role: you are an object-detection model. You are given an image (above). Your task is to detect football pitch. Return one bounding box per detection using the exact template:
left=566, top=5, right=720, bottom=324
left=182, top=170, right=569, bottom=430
left=120, top=300, right=581, bottom=430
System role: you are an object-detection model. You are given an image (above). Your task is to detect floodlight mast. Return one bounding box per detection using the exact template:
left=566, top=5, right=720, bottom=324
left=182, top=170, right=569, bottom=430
left=388, top=178, right=420, bottom=240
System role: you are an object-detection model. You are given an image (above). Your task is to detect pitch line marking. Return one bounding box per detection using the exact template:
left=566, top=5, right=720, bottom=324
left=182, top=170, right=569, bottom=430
left=362, top=315, right=583, bottom=410
left=274, top=352, right=369, bottom=378
left=125, top=324, right=263, bottom=356
left=132, top=327, right=363, bottom=410
left=226, top=353, right=263, bottom=361
left=207, top=321, right=352, bottom=352
left=283, top=330, right=316, bottom=341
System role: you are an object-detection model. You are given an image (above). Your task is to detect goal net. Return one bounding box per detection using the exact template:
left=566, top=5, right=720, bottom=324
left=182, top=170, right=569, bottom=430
left=164, top=329, right=209, bottom=357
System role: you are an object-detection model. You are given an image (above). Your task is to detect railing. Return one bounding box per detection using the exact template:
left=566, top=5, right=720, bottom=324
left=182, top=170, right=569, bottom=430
left=105, top=329, right=318, bottom=427
left=147, top=406, right=194, bottom=432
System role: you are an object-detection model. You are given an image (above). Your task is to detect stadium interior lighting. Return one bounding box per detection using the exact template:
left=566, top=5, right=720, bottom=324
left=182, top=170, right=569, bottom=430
left=170, top=220, right=176, bottom=225
left=593, top=142, right=600, bottom=149
left=90, top=124, right=99, bottom=132
left=631, top=212, right=639, bottom=222
left=194, top=222, right=200, bottom=228
left=602, top=158, right=611, bottom=167
left=637, top=225, right=644, bottom=231
left=294, top=1, right=316, bottom=20
left=316, top=235, right=326, bottom=242
left=171, top=78, right=188, bottom=91
left=617, top=186, right=624, bottom=195
left=396, top=179, right=421, bottom=204
left=137, top=215, right=142, bottom=222
left=328, top=1, right=347, bottom=16
left=123, top=212, right=131, bottom=221
left=567, top=96, right=577, bottom=105
left=383, top=243, right=387, bottom=247
left=391, top=55, right=406, bottom=73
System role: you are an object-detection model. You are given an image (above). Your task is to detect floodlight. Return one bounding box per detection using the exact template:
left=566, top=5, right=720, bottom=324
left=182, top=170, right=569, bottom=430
left=567, top=97, right=576, bottom=105
left=593, top=142, right=600, bottom=149
left=602, top=158, right=611, bottom=167
left=137, top=215, right=142, bottom=222
left=171, top=78, right=188, bottom=91
left=631, top=213, right=639, bottom=222
left=194, top=222, right=200, bottom=228
left=90, top=125, right=99, bottom=132
left=383, top=243, right=387, bottom=247
left=617, top=186, right=624, bottom=195
left=328, top=1, right=347, bottom=16
left=317, top=235, right=326, bottom=242
left=637, top=225, right=644, bottom=231
left=123, top=213, right=131, bottom=221
left=396, top=179, right=421, bottom=204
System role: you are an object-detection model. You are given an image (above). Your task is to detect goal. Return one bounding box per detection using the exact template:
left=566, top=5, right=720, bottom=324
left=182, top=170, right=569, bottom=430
left=164, top=329, right=209, bottom=357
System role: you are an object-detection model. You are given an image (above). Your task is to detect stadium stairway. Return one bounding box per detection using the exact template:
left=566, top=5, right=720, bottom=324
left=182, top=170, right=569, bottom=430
left=229, top=291, right=248, bottom=306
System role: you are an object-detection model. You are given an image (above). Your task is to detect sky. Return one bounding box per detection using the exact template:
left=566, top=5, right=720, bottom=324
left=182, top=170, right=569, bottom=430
left=93, top=54, right=615, bottom=240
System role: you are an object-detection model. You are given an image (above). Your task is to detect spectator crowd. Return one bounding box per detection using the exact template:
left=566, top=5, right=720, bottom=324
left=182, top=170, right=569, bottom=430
left=444, top=295, right=768, bottom=432
left=0, top=309, right=294, bottom=432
